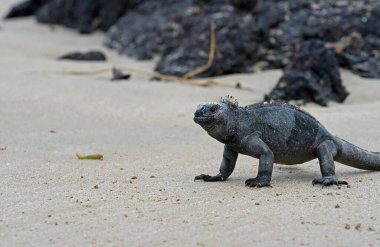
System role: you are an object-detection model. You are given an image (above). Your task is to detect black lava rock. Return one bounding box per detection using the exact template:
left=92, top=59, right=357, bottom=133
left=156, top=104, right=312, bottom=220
left=111, top=67, right=131, bottom=81
left=35, top=0, right=141, bottom=33
left=105, top=0, right=266, bottom=77
left=4, top=0, right=49, bottom=19
left=265, top=39, right=349, bottom=106
left=58, top=51, right=107, bottom=61
left=336, top=34, right=380, bottom=78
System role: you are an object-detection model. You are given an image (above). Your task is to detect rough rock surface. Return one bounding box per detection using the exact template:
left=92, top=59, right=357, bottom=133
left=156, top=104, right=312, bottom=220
left=36, top=0, right=141, bottom=33
left=104, top=0, right=284, bottom=76
left=336, top=34, right=380, bottom=79
left=4, top=0, right=49, bottom=19
left=265, top=40, right=349, bottom=106
left=105, top=0, right=380, bottom=79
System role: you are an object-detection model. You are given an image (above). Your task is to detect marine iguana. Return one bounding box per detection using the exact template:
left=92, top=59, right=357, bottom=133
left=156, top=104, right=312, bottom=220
left=194, top=96, right=380, bottom=187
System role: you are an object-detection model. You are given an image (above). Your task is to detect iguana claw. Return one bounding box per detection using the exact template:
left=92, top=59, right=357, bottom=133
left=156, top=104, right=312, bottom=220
left=312, top=176, right=348, bottom=186
left=245, top=177, right=271, bottom=188
left=194, top=174, right=224, bottom=182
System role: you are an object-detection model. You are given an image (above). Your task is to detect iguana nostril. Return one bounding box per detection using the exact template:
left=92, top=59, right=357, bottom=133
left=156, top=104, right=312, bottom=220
left=194, top=110, right=202, bottom=117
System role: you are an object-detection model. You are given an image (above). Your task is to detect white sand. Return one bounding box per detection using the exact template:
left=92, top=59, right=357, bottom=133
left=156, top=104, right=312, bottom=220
left=1, top=1, right=380, bottom=246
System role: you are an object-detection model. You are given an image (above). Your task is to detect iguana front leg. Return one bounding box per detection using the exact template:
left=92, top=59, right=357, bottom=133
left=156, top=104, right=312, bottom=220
left=194, top=145, right=238, bottom=182
left=241, top=132, right=274, bottom=187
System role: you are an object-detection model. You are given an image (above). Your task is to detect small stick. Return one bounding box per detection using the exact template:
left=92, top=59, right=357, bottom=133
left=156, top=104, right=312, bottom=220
left=57, top=68, right=112, bottom=76
left=56, top=66, right=250, bottom=90
left=182, top=22, right=216, bottom=80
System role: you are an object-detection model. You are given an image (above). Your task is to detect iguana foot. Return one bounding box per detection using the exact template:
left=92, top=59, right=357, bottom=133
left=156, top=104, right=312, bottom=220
left=194, top=173, right=224, bottom=182
left=245, top=177, right=271, bottom=188
left=312, top=175, right=348, bottom=186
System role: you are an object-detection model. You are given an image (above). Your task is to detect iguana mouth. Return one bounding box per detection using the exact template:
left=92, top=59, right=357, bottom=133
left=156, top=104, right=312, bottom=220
left=193, top=116, right=215, bottom=124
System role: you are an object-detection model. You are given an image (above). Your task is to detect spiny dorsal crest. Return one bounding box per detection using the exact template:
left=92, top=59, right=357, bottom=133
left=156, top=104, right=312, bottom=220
left=219, top=95, right=239, bottom=107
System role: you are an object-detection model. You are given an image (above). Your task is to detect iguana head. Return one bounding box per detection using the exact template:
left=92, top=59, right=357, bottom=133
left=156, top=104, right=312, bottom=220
left=194, top=96, right=239, bottom=143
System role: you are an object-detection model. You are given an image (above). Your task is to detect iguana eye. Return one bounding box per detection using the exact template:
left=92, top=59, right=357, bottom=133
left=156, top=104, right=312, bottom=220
left=210, top=105, right=218, bottom=113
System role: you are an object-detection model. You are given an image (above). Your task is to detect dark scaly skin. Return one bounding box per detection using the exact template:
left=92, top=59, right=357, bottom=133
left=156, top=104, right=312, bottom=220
left=193, top=98, right=380, bottom=187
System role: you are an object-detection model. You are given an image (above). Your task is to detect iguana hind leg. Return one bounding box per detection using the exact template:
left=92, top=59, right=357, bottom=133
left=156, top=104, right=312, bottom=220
left=312, top=140, right=348, bottom=186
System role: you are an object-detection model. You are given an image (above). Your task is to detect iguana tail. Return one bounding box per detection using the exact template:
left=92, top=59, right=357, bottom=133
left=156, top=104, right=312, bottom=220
left=334, top=138, right=380, bottom=171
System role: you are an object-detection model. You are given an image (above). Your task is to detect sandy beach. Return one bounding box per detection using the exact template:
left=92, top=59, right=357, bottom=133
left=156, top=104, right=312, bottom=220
left=1, top=1, right=380, bottom=246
